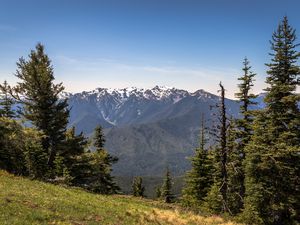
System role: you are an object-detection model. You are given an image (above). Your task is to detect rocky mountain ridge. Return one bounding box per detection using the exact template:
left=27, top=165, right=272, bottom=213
left=65, top=86, right=241, bottom=176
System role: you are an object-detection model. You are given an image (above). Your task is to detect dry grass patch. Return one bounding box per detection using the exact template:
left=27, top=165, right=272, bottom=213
left=128, top=208, right=242, bottom=225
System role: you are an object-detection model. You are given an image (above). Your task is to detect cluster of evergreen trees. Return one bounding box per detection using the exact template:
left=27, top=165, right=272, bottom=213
left=182, top=16, right=299, bottom=225
left=131, top=167, right=175, bottom=203
left=0, top=16, right=299, bottom=225
left=0, top=43, right=119, bottom=194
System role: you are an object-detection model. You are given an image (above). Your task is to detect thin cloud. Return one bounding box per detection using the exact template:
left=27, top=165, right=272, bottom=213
left=54, top=55, right=116, bottom=66
left=53, top=54, right=265, bottom=99
left=140, top=66, right=236, bottom=81
left=54, top=54, right=236, bottom=81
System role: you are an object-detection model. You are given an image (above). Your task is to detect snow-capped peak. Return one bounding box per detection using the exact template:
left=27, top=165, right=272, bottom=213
left=83, top=86, right=186, bottom=101
left=67, top=86, right=216, bottom=104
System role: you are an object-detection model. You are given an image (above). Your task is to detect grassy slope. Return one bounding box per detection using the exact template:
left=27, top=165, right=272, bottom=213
left=0, top=171, right=242, bottom=225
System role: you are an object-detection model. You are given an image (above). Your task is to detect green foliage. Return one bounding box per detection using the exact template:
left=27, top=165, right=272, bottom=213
left=13, top=43, right=69, bottom=171
left=53, top=154, right=65, bottom=177
left=205, top=83, right=229, bottom=214
left=132, top=176, right=145, bottom=197
left=72, top=126, right=119, bottom=194
left=205, top=62, right=258, bottom=215
left=155, top=186, right=162, bottom=199
left=0, top=118, right=48, bottom=179
left=182, top=115, right=213, bottom=208
left=228, top=58, right=257, bottom=215
left=94, top=125, right=106, bottom=149
left=68, top=152, right=93, bottom=187
left=234, top=57, right=257, bottom=158
left=203, top=179, right=223, bottom=213
left=205, top=120, right=242, bottom=215
left=243, top=16, right=300, bottom=225
left=161, top=167, right=174, bottom=203
left=0, top=18, right=299, bottom=225
left=64, top=127, right=88, bottom=164
left=23, top=128, right=48, bottom=179
left=235, top=58, right=258, bottom=127
left=60, top=127, right=88, bottom=183
left=88, top=149, right=120, bottom=194
left=226, top=120, right=243, bottom=215
left=243, top=113, right=300, bottom=225
left=0, top=80, right=15, bottom=118
left=53, top=154, right=71, bottom=184
left=114, top=175, right=185, bottom=199
left=0, top=118, right=26, bottom=174
left=0, top=44, right=121, bottom=197
left=39, top=125, right=120, bottom=194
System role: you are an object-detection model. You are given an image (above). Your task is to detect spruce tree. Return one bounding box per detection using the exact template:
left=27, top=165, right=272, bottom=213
left=227, top=58, right=257, bottom=214
left=182, top=114, right=212, bottom=208
left=0, top=80, right=15, bottom=118
left=94, top=125, right=105, bottom=149
left=235, top=58, right=258, bottom=142
left=87, top=125, right=119, bottom=194
left=54, top=127, right=88, bottom=184
left=226, top=119, right=243, bottom=215
left=69, top=152, right=94, bottom=189
left=12, top=43, right=69, bottom=173
left=63, top=127, right=88, bottom=171
left=205, top=82, right=230, bottom=214
left=243, top=17, right=300, bottom=225
left=132, top=176, right=145, bottom=197
left=161, top=167, right=174, bottom=203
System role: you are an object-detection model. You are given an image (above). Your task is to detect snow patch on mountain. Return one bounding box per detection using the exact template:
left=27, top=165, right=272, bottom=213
left=68, top=85, right=213, bottom=102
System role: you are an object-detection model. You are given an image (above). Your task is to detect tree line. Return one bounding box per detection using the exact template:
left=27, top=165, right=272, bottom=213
left=181, top=16, right=299, bottom=225
left=0, top=44, right=119, bottom=194
left=0, top=16, right=299, bottom=225
left=0, top=42, right=175, bottom=202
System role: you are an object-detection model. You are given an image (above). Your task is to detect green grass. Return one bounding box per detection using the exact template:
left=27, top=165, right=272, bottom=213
left=0, top=171, right=242, bottom=225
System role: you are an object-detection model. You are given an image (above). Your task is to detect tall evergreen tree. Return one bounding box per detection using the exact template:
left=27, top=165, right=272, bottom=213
left=53, top=127, right=88, bottom=184
left=182, top=114, right=213, bottom=208
left=63, top=127, right=88, bottom=171
left=87, top=125, right=119, bottom=194
left=227, top=58, right=257, bottom=214
left=94, top=125, right=106, bottom=149
left=0, top=80, right=15, bottom=118
left=226, top=118, right=243, bottom=215
left=235, top=57, right=258, bottom=145
left=12, top=43, right=69, bottom=173
left=205, top=82, right=230, bottom=214
left=132, top=176, right=145, bottom=197
left=243, top=17, right=300, bottom=225
left=161, top=167, right=174, bottom=203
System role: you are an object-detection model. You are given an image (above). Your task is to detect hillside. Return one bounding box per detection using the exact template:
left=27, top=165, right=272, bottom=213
left=0, top=171, right=242, bottom=225
left=67, top=86, right=240, bottom=134
left=67, top=86, right=241, bottom=176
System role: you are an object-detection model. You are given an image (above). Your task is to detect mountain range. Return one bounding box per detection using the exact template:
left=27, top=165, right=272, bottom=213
left=66, top=86, right=246, bottom=177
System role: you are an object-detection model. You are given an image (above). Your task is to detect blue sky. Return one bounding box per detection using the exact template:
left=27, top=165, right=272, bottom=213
left=0, top=0, right=300, bottom=98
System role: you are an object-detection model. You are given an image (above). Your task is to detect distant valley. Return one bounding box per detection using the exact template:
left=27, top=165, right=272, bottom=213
left=66, top=86, right=248, bottom=177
